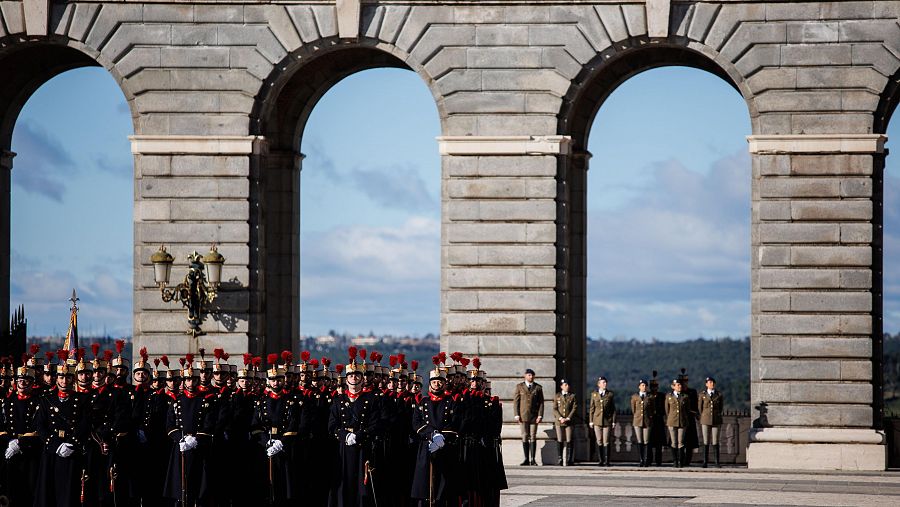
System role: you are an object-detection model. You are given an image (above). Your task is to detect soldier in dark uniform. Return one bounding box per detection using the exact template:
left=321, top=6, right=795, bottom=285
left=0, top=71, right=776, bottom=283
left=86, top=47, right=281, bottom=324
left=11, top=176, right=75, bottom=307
left=0, top=362, right=41, bottom=506
left=552, top=379, right=577, bottom=466
left=630, top=379, right=654, bottom=467
left=126, top=348, right=159, bottom=505
left=251, top=353, right=306, bottom=506
left=512, top=369, right=543, bottom=466
left=163, top=355, right=216, bottom=506
left=678, top=369, right=700, bottom=466
left=698, top=376, right=724, bottom=468
left=34, top=351, right=91, bottom=507
left=665, top=377, right=691, bottom=468
left=483, top=379, right=506, bottom=507
left=589, top=376, right=615, bottom=467
left=328, top=347, right=382, bottom=507
left=648, top=371, right=666, bottom=466
left=231, top=355, right=262, bottom=505
left=410, top=357, right=459, bottom=507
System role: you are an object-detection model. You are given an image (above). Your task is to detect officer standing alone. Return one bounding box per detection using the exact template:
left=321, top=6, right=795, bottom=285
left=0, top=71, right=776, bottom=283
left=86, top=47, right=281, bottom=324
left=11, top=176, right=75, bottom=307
left=512, top=369, right=543, bottom=466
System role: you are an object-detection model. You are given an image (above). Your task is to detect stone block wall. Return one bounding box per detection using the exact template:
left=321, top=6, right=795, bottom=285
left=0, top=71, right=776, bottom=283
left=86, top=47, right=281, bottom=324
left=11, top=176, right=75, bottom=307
left=0, top=0, right=898, bottom=470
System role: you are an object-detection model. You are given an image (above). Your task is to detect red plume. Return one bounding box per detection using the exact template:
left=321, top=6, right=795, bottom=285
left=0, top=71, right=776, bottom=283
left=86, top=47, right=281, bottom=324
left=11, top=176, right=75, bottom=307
left=115, top=339, right=125, bottom=354
left=161, top=355, right=170, bottom=367
left=369, top=351, right=378, bottom=363
left=397, top=353, right=406, bottom=364
left=179, top=358, right=186, bottom=367
left=432, top=355, right=440, bottom=366
left=185, top=353, right=194, bottom=364
left=243, top=353, right=252, bottom=366
left=267, top=353, right=279, bottom=366
left=252, top=357, right=262, bottom=368
left=103, top=350, right=114, bottom=362
left=460, top=357, right=470, bottom=368
left=335, top=364, right=344, bottom=374
left=450, top=351, right=463, bottom=363
left=77, top=347, right=85, bottom=361
left=223, top=352, right=230, bottom=361
left=140, top=347, right=149, bottom=361
left=389, top=355, right=398, bottom=367
left=348, top=346, right=358, bottom=362
left=213, top=348, right=225, bottom=360
left=301, top=351, right=310, bottom=362
left=281, top=350, right=292, bottom=364
left=153, top=358, right=160, bottom=368
left=45, top=351, right=54, bottom=363
left=57, top=349, right=69, bottom=362
left=472, top=357, right=481, bottom=369
left=359, top=349, right=367, bottom=361
left=309, top=359, right=319, bottom=369
left=30, top=343, right=41, bottom=355
left=322, top=358, right=331, bottom=367
left=91, top=343, right=100, bottom=357
left=198, top=348, right=206, bottom=359
left=20, top=353, right=28, bottom=365
left=438, top=352, right=447, bottom=364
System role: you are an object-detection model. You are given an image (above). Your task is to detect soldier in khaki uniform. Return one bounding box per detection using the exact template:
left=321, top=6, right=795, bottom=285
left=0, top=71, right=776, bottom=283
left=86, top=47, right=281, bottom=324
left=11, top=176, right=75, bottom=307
left=512, top=368, right=543, bottom=466
left=588, top=376, right=615, bottom=467
left=552, top=379, right=577, bottom=466
left=664, top=378, right=691, bottom=467
left=698, top=376, right=724, bottom=468
left=630, top=379, right=654, bottom=467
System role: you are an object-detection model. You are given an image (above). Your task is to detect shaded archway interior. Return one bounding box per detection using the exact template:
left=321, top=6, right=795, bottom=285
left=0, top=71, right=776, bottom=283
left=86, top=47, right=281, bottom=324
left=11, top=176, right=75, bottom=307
left=556, top=45, right=750, bottom=405
left=250, top=46, right=414, bottom=355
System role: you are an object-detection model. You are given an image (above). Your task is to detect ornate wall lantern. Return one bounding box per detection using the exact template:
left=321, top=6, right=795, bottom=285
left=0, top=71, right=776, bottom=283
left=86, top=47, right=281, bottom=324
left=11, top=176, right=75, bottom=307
left=150, top=245, right=226, bottom=337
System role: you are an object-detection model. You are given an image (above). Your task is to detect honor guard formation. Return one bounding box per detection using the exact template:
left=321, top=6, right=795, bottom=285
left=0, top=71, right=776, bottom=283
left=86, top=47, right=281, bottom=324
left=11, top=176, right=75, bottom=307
left=0, top=344, right=506, bottom=507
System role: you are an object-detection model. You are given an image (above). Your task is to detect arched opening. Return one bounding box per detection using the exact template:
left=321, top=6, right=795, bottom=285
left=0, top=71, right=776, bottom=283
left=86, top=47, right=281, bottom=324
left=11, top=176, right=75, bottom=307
left=559, top=46, right=755, bottom=408
left=252, top=44, right=443, bottom=354
left=0, top=41, right=134, bottom=355
left=583, top=66, right=752, bottom=404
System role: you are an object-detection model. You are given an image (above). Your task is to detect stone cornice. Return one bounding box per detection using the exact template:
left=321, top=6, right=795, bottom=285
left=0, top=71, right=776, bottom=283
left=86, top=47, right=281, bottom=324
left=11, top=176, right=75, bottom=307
left=747, top=135, right=887, bottom=154
left=129, top=135, right=267, bottom=155
left=750, top=428, right=884, bottom=445
left=437, top=135, right=572, bottom=156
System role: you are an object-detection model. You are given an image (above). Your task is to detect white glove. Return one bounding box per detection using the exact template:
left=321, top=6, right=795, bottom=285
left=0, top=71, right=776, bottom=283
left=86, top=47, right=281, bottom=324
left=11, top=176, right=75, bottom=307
left=7, top=439, right=21, bottom=455
left=432, top=433, right=445, bottom=448
left=137, top=430, right=147, bottom=444
left=589, top=422, right=595, bottom=428
left=267, top=439, right=284, bottom=456
left=428, top=441, right=440, bottom=454
left=56, top=443, right=75, bottom=458
left=179, top=440, right=189, bottom=453
left=4, top=448, right=14, bottom=460
left=345, top=432, right=357, bottom=446
left=183, top=435, right=198, bottom=450
left=514, top=415, right=521, bottom=422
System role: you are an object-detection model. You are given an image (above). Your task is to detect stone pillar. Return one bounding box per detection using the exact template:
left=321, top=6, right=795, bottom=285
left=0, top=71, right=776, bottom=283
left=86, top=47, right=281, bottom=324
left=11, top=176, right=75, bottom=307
left=130, top=135, right=258, bottom=362
left=438, top=135, right=572, bottom=465
left=0, top=150, right=12, bottom=338
left=257, top=147, right=302, bottom=355
left=747, top=134, right=887, bottom=471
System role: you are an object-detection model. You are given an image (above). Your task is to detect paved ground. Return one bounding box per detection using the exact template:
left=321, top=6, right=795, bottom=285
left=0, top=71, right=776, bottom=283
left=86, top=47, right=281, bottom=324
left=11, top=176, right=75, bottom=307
left=501, top=465, right=900, bottom=506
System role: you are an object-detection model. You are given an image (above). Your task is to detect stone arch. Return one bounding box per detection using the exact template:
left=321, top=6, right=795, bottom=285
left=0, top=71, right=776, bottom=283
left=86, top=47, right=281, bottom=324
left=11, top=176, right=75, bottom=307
left=0, top=35, right=136, bottom=341
left=554, top=39, right=756, bottom=412
left=248, top=39, right=444, bottom=354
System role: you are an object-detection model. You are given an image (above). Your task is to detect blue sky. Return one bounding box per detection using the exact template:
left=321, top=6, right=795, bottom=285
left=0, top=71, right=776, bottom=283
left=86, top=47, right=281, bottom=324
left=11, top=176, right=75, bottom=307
left=10, top=66, right=900, bottom=340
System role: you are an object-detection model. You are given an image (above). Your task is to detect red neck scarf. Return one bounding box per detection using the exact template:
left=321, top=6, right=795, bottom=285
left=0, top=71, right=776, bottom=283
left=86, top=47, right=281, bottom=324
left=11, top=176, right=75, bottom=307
left=346, top=389, right=362, bottom=400
left=266, top=389, right=281, bottom=400
left=429, top=392, right=444, bottom=402
left=183, top=389, right=198, bottom=399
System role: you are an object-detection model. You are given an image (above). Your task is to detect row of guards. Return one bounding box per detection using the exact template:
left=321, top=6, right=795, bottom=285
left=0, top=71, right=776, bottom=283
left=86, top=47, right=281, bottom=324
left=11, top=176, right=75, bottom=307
left=0, top=342, right=507, bottom=507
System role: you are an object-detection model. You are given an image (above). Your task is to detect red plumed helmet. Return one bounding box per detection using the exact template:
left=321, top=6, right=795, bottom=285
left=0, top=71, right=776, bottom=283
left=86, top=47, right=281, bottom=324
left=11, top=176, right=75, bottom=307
left=359, top=349, right=367, bottom=361
left=348, top=347, right=358, bottom=361
left=115, top=339, right=125, bottom=354
left=185, top=353, right=194, bottom=364
left=77, top=347, right=85, bottom=361
left=243, top=353, right=252, bottom=366
left=198, top=348, right=206, bottom=359
left=322, top=358, right=331, bottom=367
left=397, top=353, right=406, bottom=364
left=213, top=348, right=225, bottom=360
left=438, top=352, right=447, bottom=364
left=30, top=343, right=41, bottom=355
left=267, top=353, right=279, bottom=366
left=153, top=358, right=160, bottom=367
left=223, top=352, right=230, bottom=361
left=91, top=343, right=100, bottom=357
left=103, top=350, right=114, bottom=362
left=472, top=357, right=481, bottom=369
left=309, top=359, right=319, bottom=368
left=45, top=351, right=54, bottom=363
left=432, top=355, right=440, bottom=366
left=335, top=364, right=344, bottom=374
left=139, top=347, right=149, bottom=361
left=460, top=357, right=470, bottom=368
left=281, top=351, right=292, bottom=364
left=301, top=351, right=310, bottom=362
left=370, top=351, right=378, bottom=363
left=389, top=355, right=398, bottom=367
left=252, top=357, right=262, bottom=368
left=179, top=358, right=186, bottom=367
left=161, top=355, right=170, bottom=367
left=57, top=349, right=69, bottom=362
left=450, top=351, right=463, bottom=363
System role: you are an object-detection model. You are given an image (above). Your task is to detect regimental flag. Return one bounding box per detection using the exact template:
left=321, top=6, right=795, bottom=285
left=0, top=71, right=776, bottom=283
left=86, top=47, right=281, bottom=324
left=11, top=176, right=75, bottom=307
left=62, top=289, right=79, bottom=355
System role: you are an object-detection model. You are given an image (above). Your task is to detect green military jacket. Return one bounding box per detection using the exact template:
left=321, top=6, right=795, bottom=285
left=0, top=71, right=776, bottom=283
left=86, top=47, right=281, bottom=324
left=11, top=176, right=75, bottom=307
left=553, top=391, right=577, bottom=426
left=698, top=390, right=724, bottom=426
left=665, top=392, right=691, bottom=428
left=630, top=392, right=655, bottom=428
left=513, top=382, right=544, bottom=421
left=588, top=390, right=615, bottom=427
